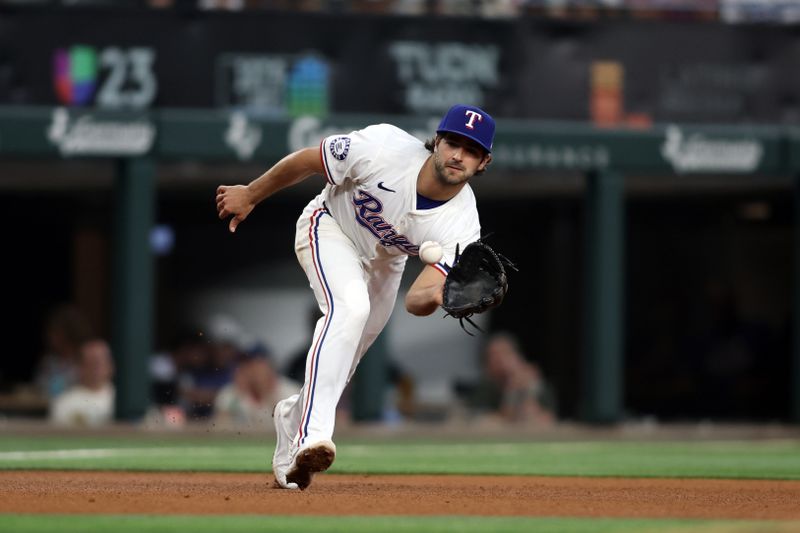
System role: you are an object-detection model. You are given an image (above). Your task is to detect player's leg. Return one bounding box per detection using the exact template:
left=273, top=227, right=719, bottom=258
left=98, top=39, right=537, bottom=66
left=277, top=204, right=371, bottom=489
left=347, top=258, right=406, bottom=380
left=276, top=257, right=402, bottom=489
left=292, top=208, right=371, bottom=445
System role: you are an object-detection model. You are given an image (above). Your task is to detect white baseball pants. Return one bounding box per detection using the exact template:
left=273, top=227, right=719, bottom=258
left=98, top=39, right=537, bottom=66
left=280, top=200, right=405, bottom=449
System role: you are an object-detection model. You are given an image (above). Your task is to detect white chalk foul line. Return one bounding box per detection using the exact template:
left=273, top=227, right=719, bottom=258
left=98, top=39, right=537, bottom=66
left=0, top=447, right=234, bottom=461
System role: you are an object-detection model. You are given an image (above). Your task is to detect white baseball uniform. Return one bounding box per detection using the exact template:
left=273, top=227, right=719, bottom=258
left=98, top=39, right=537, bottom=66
left=280, top=123, right=481, bottom=449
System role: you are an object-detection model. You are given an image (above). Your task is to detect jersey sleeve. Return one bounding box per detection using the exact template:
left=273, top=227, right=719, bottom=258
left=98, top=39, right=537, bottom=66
left=429, top=211, right=481, bottom=277
left=319, top=126, right=384, bottom=186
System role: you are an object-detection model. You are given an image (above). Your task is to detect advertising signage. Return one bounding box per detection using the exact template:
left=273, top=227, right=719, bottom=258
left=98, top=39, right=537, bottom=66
left=0, top=106, right=787, bottom=177
left=0, top=10, right=799, bottom=124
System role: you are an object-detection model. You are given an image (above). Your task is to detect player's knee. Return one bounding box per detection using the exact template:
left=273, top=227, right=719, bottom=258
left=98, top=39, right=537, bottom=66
left=333, top=280, right=370, bottom=344
left=341, top=282, right=370, bottom=326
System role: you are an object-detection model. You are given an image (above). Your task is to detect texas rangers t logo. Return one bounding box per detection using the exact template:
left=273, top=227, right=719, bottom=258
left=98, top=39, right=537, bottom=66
left=464, top=110, right=483, bottom=130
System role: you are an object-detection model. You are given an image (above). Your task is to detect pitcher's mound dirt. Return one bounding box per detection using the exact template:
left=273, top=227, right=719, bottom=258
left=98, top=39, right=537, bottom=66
left=2, top=471, right=800, bottom=519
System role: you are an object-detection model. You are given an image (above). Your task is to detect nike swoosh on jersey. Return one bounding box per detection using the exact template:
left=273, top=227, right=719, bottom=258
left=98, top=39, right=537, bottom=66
left=377, top=182, right=396, bottom=193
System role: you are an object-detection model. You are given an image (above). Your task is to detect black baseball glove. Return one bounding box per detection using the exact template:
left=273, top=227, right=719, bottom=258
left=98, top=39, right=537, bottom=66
left=442, top=239, right=517, bottom=334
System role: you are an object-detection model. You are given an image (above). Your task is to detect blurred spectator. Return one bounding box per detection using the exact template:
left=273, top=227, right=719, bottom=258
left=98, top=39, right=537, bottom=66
left=193, top=314, right=246, bottom=393
left=146, top=347, right=186, bottom=428
left=464, top=332, right=556, bottom=425
left=214, top=344, right=301, bottom=427
left=35, top=304, right=94, bottom=401
left=172, top=315, right=253, bottom=419
left=170, top=329, right=215, bottom=419
left=383, top=362, right=416, bottom=422
left=49, top=339, right=115, bottom=427
left=144, top=329, right=205, bottom=427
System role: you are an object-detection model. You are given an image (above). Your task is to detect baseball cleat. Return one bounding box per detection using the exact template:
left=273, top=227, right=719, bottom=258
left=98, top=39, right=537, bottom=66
left=271, top=400, right=299, bottom=490
left=285, top=440, right=336, bottom=490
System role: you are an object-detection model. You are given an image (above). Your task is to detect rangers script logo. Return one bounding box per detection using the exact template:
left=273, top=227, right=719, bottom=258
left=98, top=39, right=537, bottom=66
left=352, top=189, right=419, bottom=254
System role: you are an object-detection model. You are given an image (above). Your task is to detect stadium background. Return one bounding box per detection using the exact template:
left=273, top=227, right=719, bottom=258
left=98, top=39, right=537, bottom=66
left=0, top=2, right=800, bottom=530
left=1, top=0, right=797, bottom=424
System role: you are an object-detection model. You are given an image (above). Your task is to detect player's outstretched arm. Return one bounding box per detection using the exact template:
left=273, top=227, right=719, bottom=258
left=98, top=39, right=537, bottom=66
left=405, top=265, right=446, bottom=316
left=216, top=147, right=323, bottom=233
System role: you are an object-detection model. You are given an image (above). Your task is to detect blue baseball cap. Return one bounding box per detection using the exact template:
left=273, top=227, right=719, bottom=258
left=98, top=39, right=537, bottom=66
left=436, top=104, right=495, bottom=153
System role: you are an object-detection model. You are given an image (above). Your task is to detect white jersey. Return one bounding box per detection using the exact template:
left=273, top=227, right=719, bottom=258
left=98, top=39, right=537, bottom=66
left=315, top=123, right=481, bottom=275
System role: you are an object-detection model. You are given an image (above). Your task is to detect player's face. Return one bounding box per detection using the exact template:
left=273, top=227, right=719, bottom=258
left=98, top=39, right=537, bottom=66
left=433, top=134, right=491, bottom=186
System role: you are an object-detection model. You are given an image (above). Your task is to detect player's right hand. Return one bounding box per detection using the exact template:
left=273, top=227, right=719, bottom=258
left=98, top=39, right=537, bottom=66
left=216, top=184, right=255, bottom=233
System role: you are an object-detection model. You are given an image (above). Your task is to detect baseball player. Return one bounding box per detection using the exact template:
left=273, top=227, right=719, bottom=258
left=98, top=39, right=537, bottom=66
left=216, top=104, right=495, bottom=490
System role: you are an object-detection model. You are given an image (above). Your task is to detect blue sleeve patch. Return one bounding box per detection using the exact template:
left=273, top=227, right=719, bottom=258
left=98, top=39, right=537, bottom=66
left=329, top=136, right=351, bottom=161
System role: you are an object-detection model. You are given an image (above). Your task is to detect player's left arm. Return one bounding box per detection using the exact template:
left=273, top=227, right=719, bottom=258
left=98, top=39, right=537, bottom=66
left=405, top=265, right=446, bottom=316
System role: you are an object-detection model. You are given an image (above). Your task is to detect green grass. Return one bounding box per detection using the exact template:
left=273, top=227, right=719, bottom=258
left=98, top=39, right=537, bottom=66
left=1, top=515, right=797, bottom=533
left=2, top=434, right=799, bottom=533
left=1, top=435, right=799, bottom=479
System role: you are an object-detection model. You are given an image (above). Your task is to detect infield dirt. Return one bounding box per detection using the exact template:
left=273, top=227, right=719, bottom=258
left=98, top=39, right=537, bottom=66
left=2, top=471, right=800, bottom=519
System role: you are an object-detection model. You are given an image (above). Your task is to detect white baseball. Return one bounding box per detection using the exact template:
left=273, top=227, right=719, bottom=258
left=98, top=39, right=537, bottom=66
left=419, top=241, right=443, bottom=265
